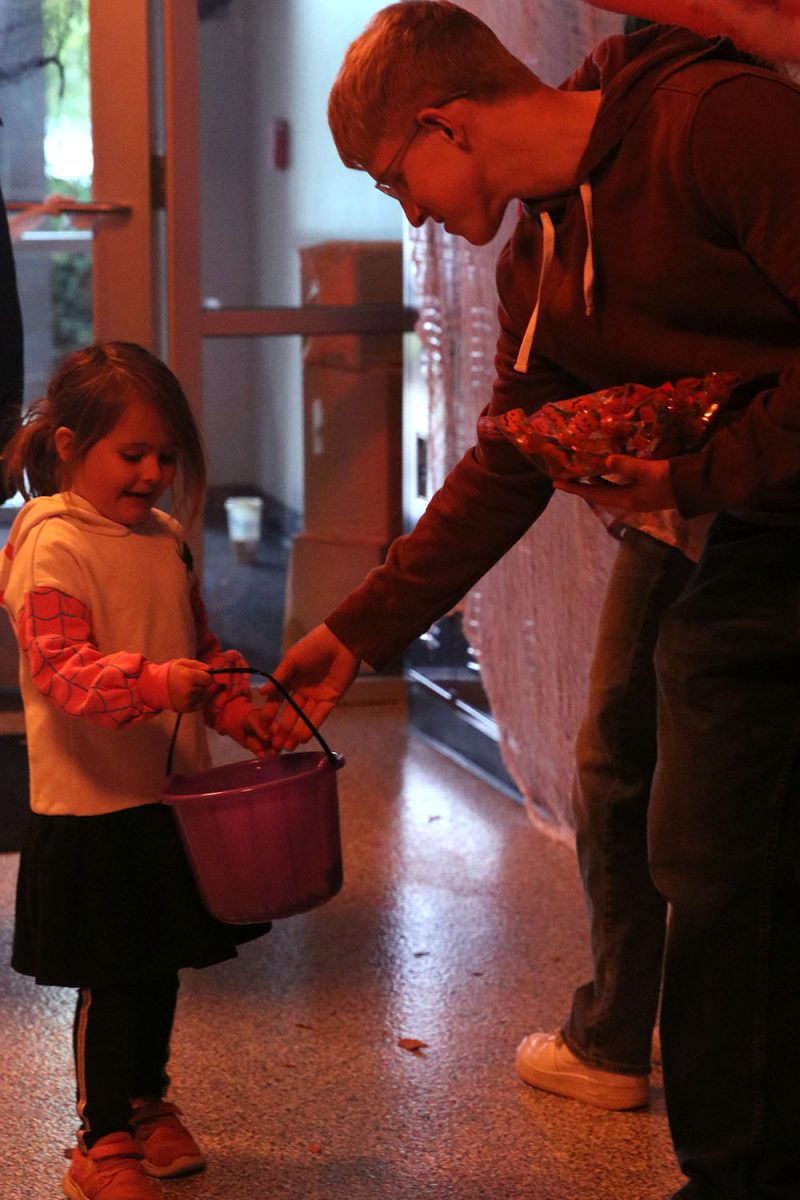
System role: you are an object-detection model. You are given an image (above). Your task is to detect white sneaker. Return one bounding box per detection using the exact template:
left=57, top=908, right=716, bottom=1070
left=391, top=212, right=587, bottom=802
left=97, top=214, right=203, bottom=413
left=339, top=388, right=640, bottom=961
left=516, top=1031, right=650, bottom=1110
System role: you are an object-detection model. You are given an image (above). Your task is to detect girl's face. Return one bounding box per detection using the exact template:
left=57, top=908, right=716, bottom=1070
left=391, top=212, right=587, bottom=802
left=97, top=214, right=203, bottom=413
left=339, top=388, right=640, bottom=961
left=57, top=394, right=178, bottom=527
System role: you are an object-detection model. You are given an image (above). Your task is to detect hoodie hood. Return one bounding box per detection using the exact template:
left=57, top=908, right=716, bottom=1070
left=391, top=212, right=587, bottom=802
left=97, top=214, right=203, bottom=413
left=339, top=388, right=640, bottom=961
left=514, top=24, right=754, bottom=372
left=0, top=493, right=171, bottom=604
left=566, top=23, right=748, bottom=186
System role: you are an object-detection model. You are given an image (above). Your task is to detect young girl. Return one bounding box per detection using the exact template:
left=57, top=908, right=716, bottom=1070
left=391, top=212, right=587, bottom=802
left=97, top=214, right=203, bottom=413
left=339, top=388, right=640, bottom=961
left=0, top=342, right=272, bottom=1200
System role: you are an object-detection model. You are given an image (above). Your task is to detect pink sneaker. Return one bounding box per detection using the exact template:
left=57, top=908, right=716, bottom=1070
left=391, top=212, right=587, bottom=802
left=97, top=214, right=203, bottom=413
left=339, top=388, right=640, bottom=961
left=62, top=1132, right=159, bottom=1199
left=130, top=1098, right=206, bottom=1178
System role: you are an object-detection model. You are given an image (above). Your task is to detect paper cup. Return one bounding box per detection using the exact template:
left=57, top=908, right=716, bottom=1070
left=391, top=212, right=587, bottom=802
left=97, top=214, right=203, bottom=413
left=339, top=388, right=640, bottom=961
left=224, top=496, right=263, bottom=563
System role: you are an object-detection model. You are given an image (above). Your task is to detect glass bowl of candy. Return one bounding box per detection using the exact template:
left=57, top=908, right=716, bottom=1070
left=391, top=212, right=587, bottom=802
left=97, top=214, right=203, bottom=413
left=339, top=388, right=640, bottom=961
left=477, top=372, right=740, bottom=481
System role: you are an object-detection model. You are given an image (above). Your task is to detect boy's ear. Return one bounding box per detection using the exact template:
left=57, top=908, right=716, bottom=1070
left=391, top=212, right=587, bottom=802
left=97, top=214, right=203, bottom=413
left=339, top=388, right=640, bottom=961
left=54, top=425, right=75, bottom=464
left=417, top=107, right=467, bottom=147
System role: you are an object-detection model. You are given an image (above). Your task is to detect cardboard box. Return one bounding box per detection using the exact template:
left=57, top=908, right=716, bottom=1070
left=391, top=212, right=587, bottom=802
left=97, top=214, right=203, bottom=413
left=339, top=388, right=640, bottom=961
left=282, top=531, right=388, bottom=651
left=303, top=362, right=403, bottom=544
left=300, top=239, right=403, bottom=370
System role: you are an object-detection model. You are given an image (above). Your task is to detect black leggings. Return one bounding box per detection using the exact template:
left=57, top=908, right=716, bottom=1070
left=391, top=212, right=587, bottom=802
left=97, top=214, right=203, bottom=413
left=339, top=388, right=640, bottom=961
left=73, top=973, right=179, bottom=1148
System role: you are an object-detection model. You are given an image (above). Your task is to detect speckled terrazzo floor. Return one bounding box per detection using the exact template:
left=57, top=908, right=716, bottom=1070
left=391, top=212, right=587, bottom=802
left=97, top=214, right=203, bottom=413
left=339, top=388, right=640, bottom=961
left=0, top=699, right=685, bottom=1199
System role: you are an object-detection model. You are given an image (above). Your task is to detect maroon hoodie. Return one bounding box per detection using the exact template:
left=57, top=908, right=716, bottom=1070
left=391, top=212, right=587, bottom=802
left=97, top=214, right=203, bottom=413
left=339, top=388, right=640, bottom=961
left=327, top=24, right=800, bottom=670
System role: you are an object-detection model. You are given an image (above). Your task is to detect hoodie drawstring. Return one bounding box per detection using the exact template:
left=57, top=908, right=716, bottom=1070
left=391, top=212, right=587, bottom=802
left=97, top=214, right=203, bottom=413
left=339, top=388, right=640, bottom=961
left=513, top=211, right=554, bottom=374
left=514, top=180, right=596, bottom=374
left=580, top=180, right=595, bottom=320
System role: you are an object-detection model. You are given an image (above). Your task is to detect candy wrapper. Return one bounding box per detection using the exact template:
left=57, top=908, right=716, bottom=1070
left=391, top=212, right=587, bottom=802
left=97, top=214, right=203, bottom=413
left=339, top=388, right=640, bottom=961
left=477, top=372, right=740, bottom=481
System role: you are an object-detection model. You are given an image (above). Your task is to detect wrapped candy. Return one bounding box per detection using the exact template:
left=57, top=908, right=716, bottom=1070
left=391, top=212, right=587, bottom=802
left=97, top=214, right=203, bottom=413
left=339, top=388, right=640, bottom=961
left=477, top=371, right=740, bottom=481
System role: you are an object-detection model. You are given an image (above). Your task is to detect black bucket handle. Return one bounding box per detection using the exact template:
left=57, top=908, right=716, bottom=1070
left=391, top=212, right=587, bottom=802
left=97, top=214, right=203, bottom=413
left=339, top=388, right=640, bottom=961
left=166, top=664, right=340, bottom=776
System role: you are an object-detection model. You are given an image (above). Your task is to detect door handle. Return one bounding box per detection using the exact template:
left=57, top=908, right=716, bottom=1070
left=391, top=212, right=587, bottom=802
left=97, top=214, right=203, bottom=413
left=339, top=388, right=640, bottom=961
left=6, top=200, right=131, bottom=217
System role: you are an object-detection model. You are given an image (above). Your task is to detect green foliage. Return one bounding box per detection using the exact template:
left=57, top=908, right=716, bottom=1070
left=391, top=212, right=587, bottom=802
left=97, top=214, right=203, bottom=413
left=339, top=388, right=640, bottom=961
left=44, top=0, right=88, bottom=123
left=42, top=3, right=91, bottom=358
left=51, top=250, right=92, bottom=358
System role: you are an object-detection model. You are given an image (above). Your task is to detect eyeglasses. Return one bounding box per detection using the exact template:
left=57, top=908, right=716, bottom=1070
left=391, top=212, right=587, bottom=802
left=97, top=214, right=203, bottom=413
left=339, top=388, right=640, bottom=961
left=373, top=90, right=469, bottom=200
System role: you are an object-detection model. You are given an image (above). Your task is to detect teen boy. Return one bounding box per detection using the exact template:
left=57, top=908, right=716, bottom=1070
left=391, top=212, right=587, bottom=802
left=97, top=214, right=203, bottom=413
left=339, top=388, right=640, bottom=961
left=265, top=6, right=800, bottom=1196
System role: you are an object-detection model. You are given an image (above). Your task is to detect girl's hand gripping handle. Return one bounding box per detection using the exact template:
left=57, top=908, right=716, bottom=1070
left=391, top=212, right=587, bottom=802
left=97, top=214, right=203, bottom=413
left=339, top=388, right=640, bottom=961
left=167, top=658, right=220, bottom=713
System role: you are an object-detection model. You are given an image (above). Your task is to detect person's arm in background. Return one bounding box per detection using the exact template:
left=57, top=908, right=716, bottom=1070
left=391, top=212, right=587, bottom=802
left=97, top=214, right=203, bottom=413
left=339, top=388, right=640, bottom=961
left=585, top=0, right=800, bottom=63
left=6, top=193, right=73, bottom=241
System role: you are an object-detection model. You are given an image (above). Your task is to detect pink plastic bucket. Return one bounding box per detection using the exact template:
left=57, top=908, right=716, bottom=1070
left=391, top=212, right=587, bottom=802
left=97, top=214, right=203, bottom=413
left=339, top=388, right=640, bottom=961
left=162, top=666, right=344, bottom=924
left=163, top=751, right=344, bottom=923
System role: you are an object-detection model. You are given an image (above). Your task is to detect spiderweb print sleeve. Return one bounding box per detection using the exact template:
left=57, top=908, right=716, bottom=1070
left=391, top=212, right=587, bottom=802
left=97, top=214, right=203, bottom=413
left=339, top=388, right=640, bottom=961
left=17, top=587, right=168, bottom=726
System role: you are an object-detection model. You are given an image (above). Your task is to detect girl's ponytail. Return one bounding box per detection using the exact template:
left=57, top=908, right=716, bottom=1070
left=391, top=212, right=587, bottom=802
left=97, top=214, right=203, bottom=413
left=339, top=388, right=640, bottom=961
left=2, top=396, right=62, bottom=499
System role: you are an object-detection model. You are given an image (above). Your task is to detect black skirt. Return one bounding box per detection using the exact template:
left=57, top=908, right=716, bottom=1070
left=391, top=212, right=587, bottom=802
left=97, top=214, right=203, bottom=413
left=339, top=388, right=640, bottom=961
left=12, top=804, right=271, bottom=987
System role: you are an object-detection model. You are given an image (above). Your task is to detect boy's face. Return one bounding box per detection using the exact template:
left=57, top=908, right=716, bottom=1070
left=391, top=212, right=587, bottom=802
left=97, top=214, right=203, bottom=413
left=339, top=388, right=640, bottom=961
left=369, top=104, right=510, bottom=247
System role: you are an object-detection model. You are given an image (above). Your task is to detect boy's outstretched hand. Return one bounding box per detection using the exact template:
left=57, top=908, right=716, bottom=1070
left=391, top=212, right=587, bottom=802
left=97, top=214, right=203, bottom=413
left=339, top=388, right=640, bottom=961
left=260, top=624, right=360, bottom=752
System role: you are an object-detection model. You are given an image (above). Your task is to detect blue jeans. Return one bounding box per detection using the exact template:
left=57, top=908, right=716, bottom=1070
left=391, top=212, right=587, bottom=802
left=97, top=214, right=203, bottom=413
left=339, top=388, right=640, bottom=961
left=651, top=514, right=800, bottom=1199
left=564, top=528, right=695, bottom=1075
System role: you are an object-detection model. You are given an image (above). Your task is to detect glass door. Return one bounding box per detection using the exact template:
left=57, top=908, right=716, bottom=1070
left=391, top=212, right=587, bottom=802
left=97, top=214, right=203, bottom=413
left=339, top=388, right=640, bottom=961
left=0, top=1, right=415, bottom=678
left=164, top=0, right=414, bottom=669
left=0, top=0, right=153, bottom=686
left=0, top=0, right=154, bottom=406
left=0, top=0, right=93, bottom=408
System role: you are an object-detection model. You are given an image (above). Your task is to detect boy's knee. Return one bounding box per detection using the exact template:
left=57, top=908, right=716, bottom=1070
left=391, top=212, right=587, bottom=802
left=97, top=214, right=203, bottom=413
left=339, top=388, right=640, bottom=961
left=649, top=845, right=752, bottom=926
